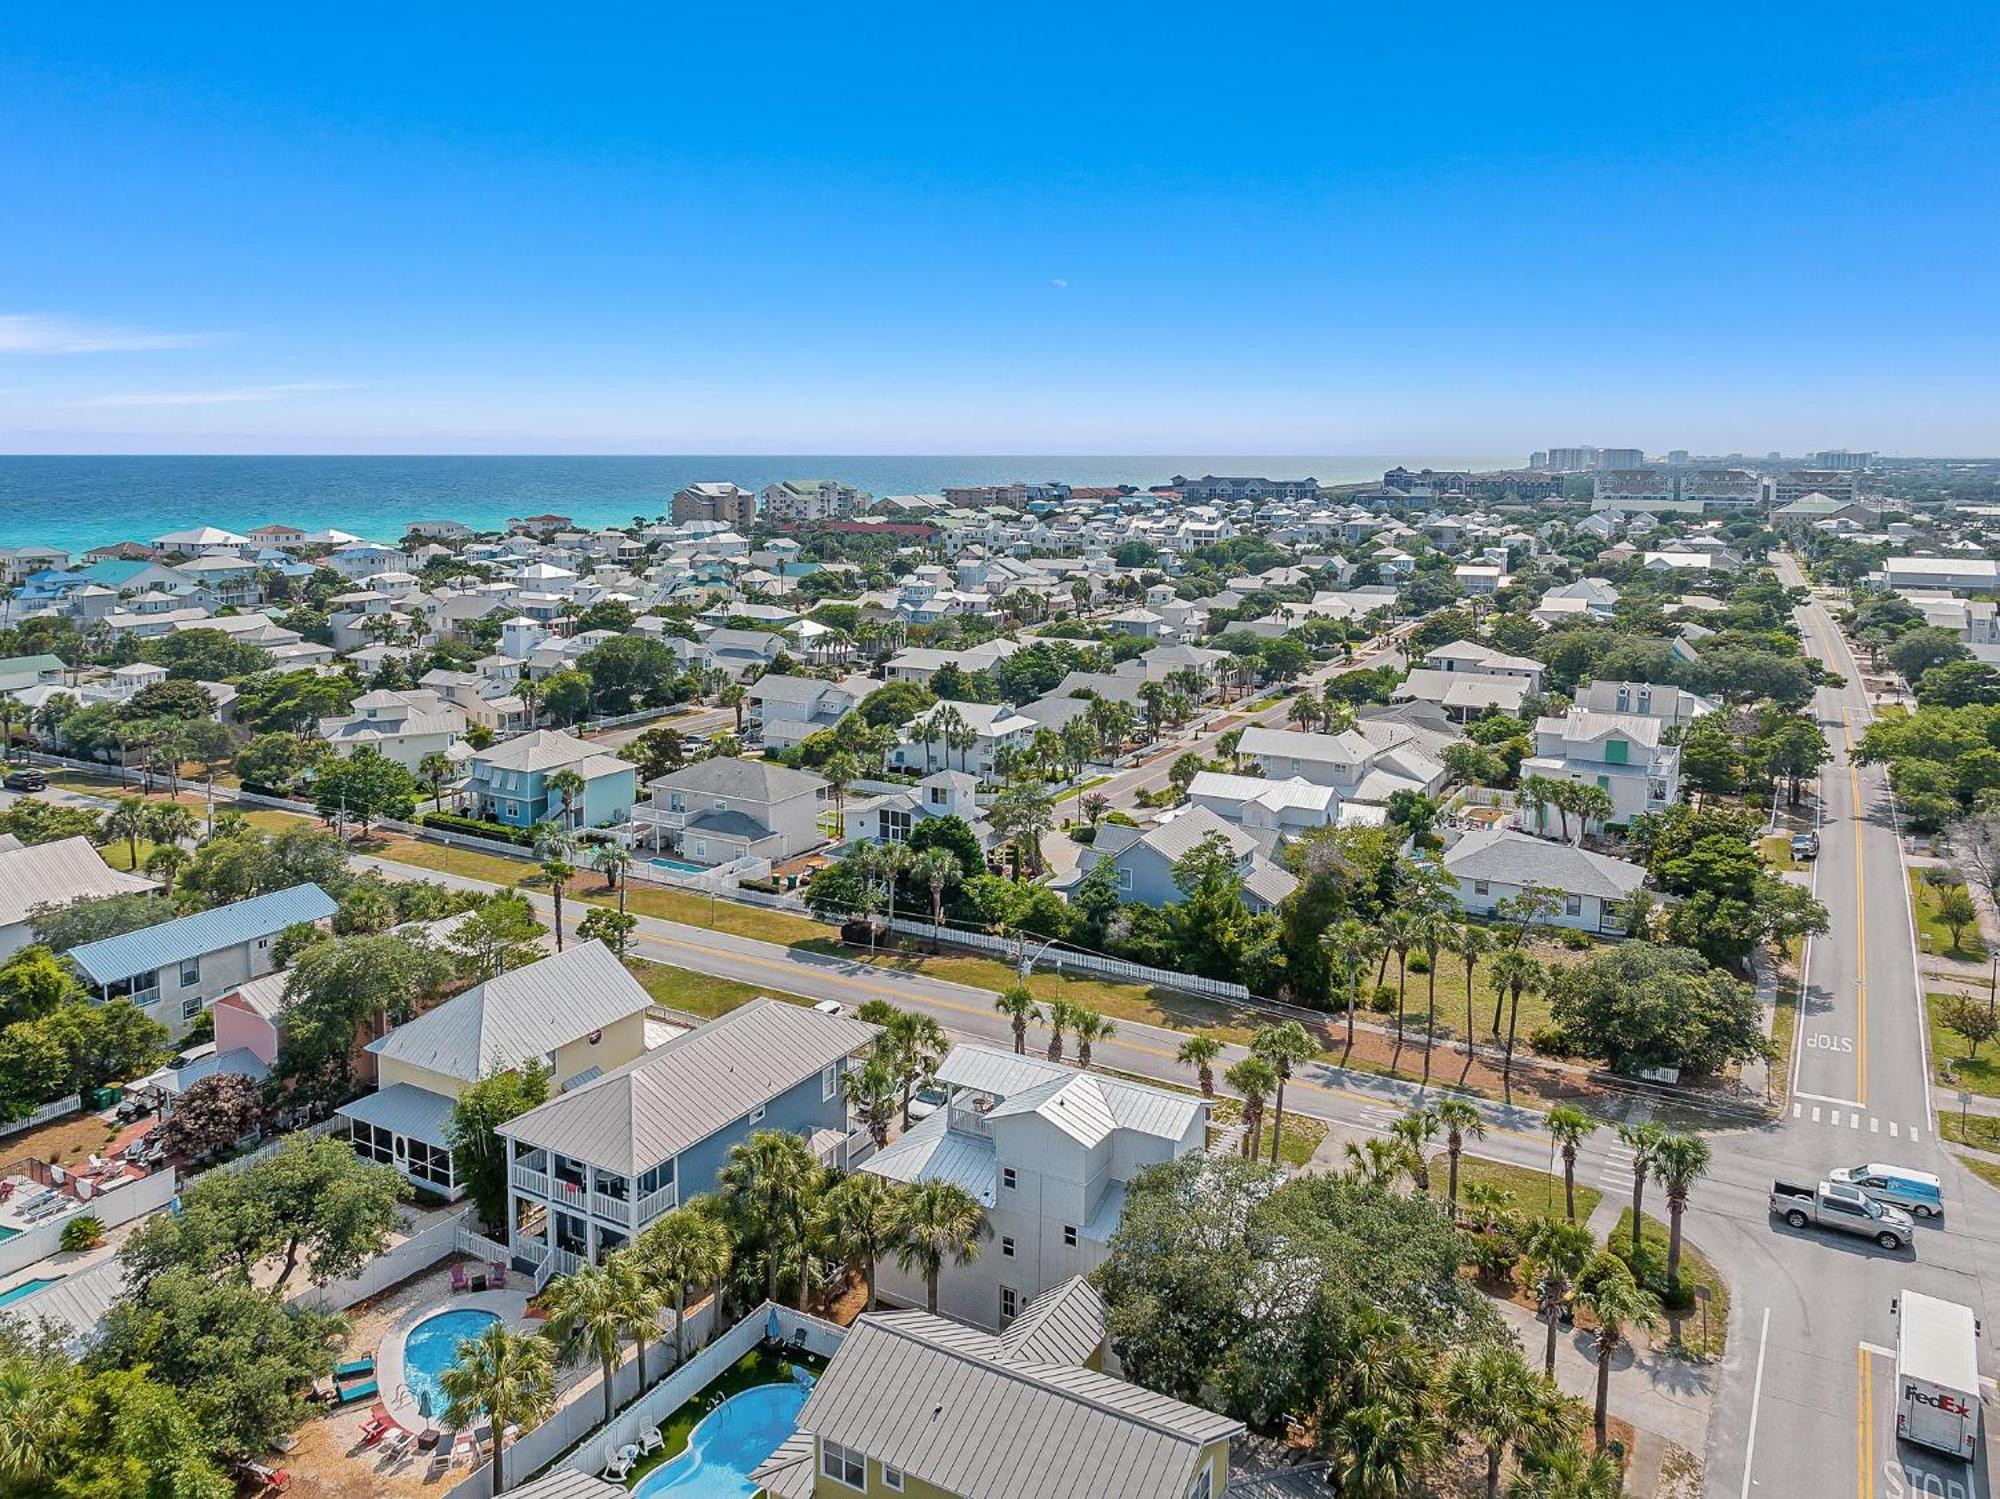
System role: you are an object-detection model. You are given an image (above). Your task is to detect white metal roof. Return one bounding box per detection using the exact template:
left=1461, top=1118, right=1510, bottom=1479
left=1898, top=1289, right=1980, bottom=1393
left=0, top=836, right=154, bottom=930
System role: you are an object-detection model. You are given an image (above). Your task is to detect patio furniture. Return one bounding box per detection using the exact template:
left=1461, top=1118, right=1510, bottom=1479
left=603, top=1443, right=634, bottom=1481
left=640, top=1426, right=664, bottom=1455
left=450, top=1262, right=468, bottom=1293
left=425, top=1445, right=453, bottom=1482
left=489, top=1260, right=508, bottom=1288
left=336, top=1379, right=379, bottom=1405
left=333, top=1355, right=376, bottom=1380
left=380, top=1428, right=415, bottom=1461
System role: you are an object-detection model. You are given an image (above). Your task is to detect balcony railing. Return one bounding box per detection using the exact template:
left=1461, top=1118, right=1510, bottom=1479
left=508, top=1163, right=551, bottom=1197
left=590, top=1189, right=634, bottom=1227
left=946, top=1104, right=992, bottom=1139
left=637, top=1183, right=678, bottom=1227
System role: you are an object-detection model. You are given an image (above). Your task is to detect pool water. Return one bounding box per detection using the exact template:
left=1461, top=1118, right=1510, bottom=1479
left=633, top=1374, right=814, bottom=1498
left=648, top=856, right=707, bottom=875
left=401, top=1308, right=501, bottom=1416
left=0, top=1276, right=62, bottom=1308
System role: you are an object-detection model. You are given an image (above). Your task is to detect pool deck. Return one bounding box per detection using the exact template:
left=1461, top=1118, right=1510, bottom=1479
left=377, top=1285, right=533, bottom=1432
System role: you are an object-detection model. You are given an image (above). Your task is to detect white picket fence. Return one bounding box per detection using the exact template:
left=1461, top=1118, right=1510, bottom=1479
left=208, top=1115, right=344, bottom=1177
left=0, top=1095, right=81, bottom=1139
left=879, top=915, right=1252, bottom=1002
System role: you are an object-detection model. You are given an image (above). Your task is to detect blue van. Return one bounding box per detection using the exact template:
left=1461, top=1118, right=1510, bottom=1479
left=1830, top=1162, right=1944, bottom=1220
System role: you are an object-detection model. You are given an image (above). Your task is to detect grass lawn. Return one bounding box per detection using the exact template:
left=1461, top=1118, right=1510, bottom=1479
left=1909, top=870, right=1986, bottom=961
left=623, top=1345, right=825, bottom=1489
left=1379, top=937, right=1592, bottom=1054
left=1957, top=1154, right=2000, bottom=1193
left=1609, top=1208, right=1729, bottom=1361
left=624, top=957, right=814, bottom=1019
left=1927, top=992, right=2000, bottom=1098
left=1759, top=834, right=1799, bottom=873
left=1450, top=1155, right=1602, bottom=1225
left=1052, top=774, right=1112, bottom=804
left=99, top=837, right=157, bottom=873
left=1938, top=1108, right=2000, bottom=1153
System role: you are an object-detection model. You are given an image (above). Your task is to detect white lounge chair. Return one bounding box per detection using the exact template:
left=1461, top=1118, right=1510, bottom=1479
left=640, top=1427, right=663, bottom=1455
left=603, top=1444, right=634, bottom=1481
left=379, top=1428, right=414, bottom=1461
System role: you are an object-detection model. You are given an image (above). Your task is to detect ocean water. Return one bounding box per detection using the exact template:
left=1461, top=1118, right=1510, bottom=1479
left=0, top=454, right=1521, bottom=554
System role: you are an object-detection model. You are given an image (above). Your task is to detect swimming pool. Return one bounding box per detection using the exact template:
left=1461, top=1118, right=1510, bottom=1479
left=401, top=1308, right=500, bottom=1416
left=0, top=1276, right=62, bottom=1308
left=633, top=1373, right=814, bottom=1498
left=648, top=856, right=707, bottom=875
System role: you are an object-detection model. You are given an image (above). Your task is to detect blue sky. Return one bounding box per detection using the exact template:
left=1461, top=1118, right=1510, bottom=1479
left=3, top=3, right=1998, bottom=455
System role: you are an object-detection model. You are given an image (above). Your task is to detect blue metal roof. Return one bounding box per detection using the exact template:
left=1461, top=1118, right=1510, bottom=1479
left=70, top=883, right=337, bottom=983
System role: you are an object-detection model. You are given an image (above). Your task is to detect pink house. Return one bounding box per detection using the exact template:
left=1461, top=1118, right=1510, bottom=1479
left=211, top=970, right=286, bottom=1070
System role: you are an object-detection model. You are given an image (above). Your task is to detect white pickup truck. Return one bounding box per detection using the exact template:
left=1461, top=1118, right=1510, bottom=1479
left=1769, top=1179, right=1914, bottom=1250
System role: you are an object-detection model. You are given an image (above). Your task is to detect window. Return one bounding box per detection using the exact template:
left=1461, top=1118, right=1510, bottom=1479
left=1473, top=880, right=1489, bottom=897
left=257, top=937, right=269, bottom=950
left=1002, top=1235, right=1015, bottom=1258
left=1564, top=894, right=1582, bottom=917
left=927, top=785, right=946, bottom=805
left=749, top=1105, right=766, bottom=1125
left=884, top=1466, right=905, bottom=1492
left=178, top=956, right=201, bottom=988
left=1115, top=866, right=1133, bottom=893
left=1604, top=738, right=1628, bottom=765
left=1001, top=1166, right=1017, bottom=1191
left=1063, top=1224, right=1077, bottom=1247
left=821, top=1440, right=865, bottom=1490
left=822, top=1061, right=840, bottom=1102
left=1185, top=1464, right=1214, bottom=1499
left=882, top=808, right=913, bottom=843
left=181, top=995, right=203, bottom=1022
left=1000, top=1287, right=1018, bottom=1323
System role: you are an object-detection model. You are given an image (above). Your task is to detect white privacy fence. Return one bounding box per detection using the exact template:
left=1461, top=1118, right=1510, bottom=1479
left=0, top=1167, right=176, bottom=1279
left=879, top=915, right=1252, bottom=1002
left=287, top=1210, right=471, bottom=1314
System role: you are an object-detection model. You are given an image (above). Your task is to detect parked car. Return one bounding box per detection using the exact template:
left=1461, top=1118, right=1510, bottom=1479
left=2, top=769, right=48, bottom=792
left=1770, top=1179, right=1913, bottom=1250
left=907, top=1085, right=948, bottom=1121
left=1791, top=831, right=1819, bottom=860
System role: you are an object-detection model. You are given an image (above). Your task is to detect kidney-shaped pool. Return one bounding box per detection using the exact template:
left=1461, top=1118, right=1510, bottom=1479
left=634, top=1373, right=814, bottom=1498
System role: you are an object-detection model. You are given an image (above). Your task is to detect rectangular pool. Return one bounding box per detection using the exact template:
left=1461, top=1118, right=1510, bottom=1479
left=648, top=857, right=708, bottom=875
left=0, top=1277, right=62, bottom=1309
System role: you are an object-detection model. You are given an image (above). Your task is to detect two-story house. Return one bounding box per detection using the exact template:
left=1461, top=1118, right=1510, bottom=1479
left=67, top=883, right=337, bottom=1039
left=1233, top=724, right=1447, bottom=806
left=1574, top=679, right=1717, bottom=729
left=0, top=837, right=156, bottom=960
left=861, top=1044, right=1206, bottom=1332
left=747, top=674, right=863, bottom=751
left=1072, top=805, right=1296, bottom=912
left=752, top=1286, right=1242, bottom=1499
left=461, top=729, right=638, bottom=830
left=497, top=998, right=876, bottom=1276
left=317, top=688, right=467, bottom=771
left=887, top=700, right=1036, bottom=783
left=1521, top=708, right=1680, bottom=832
left=842, top=769, right=996, bottom=856
left=638, top=757, right=829, bottom=868
left=336, top=941, right=657, bottom=1201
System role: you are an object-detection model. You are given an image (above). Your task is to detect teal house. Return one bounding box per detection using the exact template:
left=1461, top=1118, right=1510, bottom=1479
left=461, top=728, right=638, bottom=830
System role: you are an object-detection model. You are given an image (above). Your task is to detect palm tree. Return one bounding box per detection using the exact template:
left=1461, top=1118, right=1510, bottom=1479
left=1343, top=1136, right=1406, bottom=1189
left=910, top=846, right=960, bottom=940
left=1505, top=1443, right=1626, bottom=1498
left=878, top=1010, right=948, bottom=1128
left=1288, top=688, right=1321, bottom=732
left=1520, top=1216, right=1596, bottom=1375
left=1380, top=909, right=1419, bottom=1043
left=104, top=795, right=146, bottom=871
left=1452, top=920, right=1495, bottom=1061
left=590, top=841, right=633, bottom=913
left=1519, top=775, right=1557, bottom=840
left=546, top=768, right=586, bottom=833
left=0, top=1353, right=72, bottom=1485
left=437, top=1320, right=556, bottom=1494
left=1546, top=1106, right=1597, bottom=1222
left=1250, top=1021, right=1315, bottom=1165
left=1322, top=918, right=1379, bottom=1055
left=1326, top=1398, right=1443, bottom=1499
left=1070, top=1007, right=1116, bottom=1070
left=1569, top=782, right=1614, bottom=843
left=894, top=1179, right=986, bottom=1315
left=536, top=1260, right=637, bottom=1429
left=994, top=984, right=1040, bottom=1055
left=1224, top=1056, right=1277, bottom=1160
left=1435, top=1097, right=1487, bottom=1217
left=141, top=800, right=197, bottom=848
left=821, top=750, right=861, bottom=826
left=605, top=1249, right=666, bottom=1387
left=1442, top=1341, right=1544, bottom=1499
left=1175, top=1034, right=1223, bottom=1097
left=719, top=682, right=747, bottom=732
left=634, top=1206, right=734, bottom=1370
left=1412, top=905, right=1454, bottom=1086
left=1043, top=999, right=1073, bottom=1063
left=1391, top=1105, right=1440, bottom=1192
left=539, top=855, right=575, bottom=951
left=1650, top=1132, right=1713, bottom=1303
left=418, top=749, right=455, bottom=811
left=1490, top=949, right=1547, bottom=1086
left=1573, top=1260, right=1659, bottom=1449
left=842, top=1054, right=899, bottom=1148
left=818, top=1174, right=906, bottom=1313
left=142, top=842, right=187, bottom=894
left=1617, top=1121, right=1665, bottom=1263
left=719, top=1129, right=825, bottom=1309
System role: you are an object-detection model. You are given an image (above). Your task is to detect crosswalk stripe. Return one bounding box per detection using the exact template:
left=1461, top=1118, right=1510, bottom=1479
left=1912, top=1127, right=1922, bottom=1143
left=1831, top=1109, right=1842, bottom=1126
left=1794, top=1103, right=1803, bottom=1119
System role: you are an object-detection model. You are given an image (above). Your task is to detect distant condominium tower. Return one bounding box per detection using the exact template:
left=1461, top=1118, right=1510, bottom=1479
left=1596, top=447, right=1644, bottom=471
left=1592, top=469, right=1691, bottom=513
left=1545, top=446, right=1597, bottom=473
left=1766, top=469, right=1860, bottom=509
left=1680, top=468, right=1762, bottom=510
left=1667, top=449, right=1690, bottom=466
left=1812, top=450, right=1876, bottom=472
left=759, top=478, right=868, bottom=523
left=671, top=482, right=757, bottom=529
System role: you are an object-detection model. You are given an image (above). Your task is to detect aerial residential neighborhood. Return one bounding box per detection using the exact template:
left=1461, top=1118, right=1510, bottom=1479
left=1, top=450, right=1998, bottom=1499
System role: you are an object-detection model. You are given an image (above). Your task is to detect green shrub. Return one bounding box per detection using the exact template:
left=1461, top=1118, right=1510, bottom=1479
left=1408, top=951, right=1431, bottom=974
left=59, top=1215, right=104, bottom=1253
left=417, top=811, right=535, bottom=847
left=1368, top=984, right=1399, bottom=1014
left=1527, top=1023, right=1577, bottom=1058
left=1557, top=928, right=1593, bottom=951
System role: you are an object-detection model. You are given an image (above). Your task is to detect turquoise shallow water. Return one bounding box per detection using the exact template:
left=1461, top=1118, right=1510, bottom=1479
left=633, top=1376, right=814, bottom=1499
left=401, top=1307, right=500, bottom=1416
left=0, top=454, right=1518, bottom=552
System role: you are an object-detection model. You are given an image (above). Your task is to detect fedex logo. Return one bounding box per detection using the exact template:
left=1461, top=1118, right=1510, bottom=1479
left=1908, top=1388, right=1972, bottom=1417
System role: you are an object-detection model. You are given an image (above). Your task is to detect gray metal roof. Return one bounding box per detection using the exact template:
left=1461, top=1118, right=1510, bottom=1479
left=786, top=1310, right=1240, bottom=1498
left=1442, top=828, right=1647, bottom=901
left=999, top=1277, right=1106, bottom=1366
left=69, top=883, right=335, bottom=983
left=496, top=998, right=879, bottom=1175
left=861, top=1111, right=998, bottom=1204
left=335, top=1082, right=458, bottom=1148
left=501, top=1470, right=626, bottom=1499
left=936, top=1045, right=1202, bottom=1144
left=648, top=754, right=827, bottom=803
left=0, top=1255, right=131, bottom=1348
left=685, top=807, right=771, bottom=839
left=366, top=940, right=652, bottom=1085
left=0, top=836, right=154, bottom=930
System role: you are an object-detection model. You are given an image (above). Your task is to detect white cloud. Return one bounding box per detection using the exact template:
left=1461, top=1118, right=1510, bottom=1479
left=1049, top=278, right=1069, bottom=289
left=0, top=314, right=222, bottom=355
left=78, top=382, right=353, bottom=408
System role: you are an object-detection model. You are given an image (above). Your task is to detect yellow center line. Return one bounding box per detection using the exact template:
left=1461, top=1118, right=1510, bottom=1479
left=1857, top=1342, right=1875, bottom=1499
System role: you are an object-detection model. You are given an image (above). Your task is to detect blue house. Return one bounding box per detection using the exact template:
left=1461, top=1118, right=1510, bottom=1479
left=460, top=727, right=638, bottom=830
left=495, top=999, right=878, bottom=1275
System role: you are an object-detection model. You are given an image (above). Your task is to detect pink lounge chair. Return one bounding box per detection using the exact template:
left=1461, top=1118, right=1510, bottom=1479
left=450, top=1262, right=468, bottom=1293
left=489, top=1260, right=508, bottom=1289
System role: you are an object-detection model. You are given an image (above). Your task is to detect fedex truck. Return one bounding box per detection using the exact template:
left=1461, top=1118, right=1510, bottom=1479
left=1895, top=1290, right=1983, bottom=1460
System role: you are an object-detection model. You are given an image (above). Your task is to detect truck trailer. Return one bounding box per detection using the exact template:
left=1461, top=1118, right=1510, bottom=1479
left=1896, top=1289, right=1982, bottom=1461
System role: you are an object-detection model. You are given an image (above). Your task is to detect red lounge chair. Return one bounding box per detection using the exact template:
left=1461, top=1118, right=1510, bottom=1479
left=450, top=1262, right=468, bottom=1293
left=490, top=1260, right=508, bottom=1288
